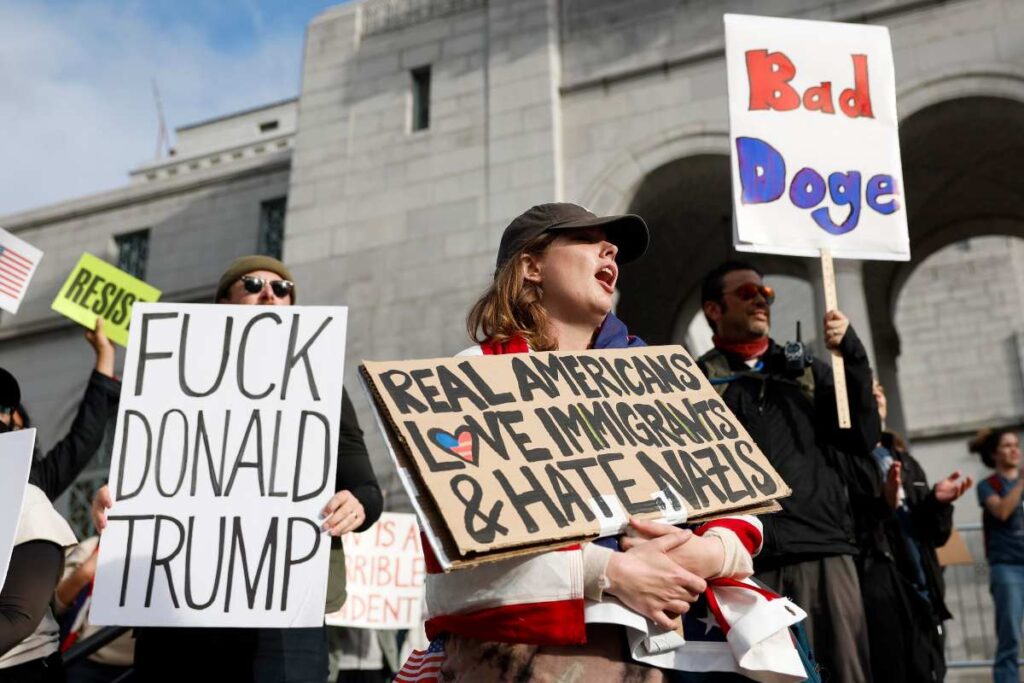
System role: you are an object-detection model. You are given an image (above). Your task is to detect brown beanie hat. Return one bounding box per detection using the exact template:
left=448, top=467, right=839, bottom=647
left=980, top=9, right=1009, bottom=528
left=215, top=255, right=296, bottom=303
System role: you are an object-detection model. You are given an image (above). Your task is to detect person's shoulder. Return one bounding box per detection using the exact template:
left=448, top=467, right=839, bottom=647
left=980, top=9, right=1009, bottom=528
left=15, top=484, right=77, bottom=548
left=977, top=476, right=997, bottom=502
left=455, top=345, right=483, bottom=357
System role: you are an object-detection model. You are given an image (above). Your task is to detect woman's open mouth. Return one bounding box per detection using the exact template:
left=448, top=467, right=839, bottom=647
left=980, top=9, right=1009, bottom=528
left=595, top=264, right=617, bottom=293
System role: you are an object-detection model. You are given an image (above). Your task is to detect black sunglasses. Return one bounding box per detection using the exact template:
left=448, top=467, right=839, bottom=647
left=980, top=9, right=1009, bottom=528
left=239, top=275, right=294, bottom=299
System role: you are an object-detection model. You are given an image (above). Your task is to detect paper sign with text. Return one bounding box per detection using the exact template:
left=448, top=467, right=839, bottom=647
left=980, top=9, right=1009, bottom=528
left=91, top=303, right=348, bottom=627
left=51, top=253, right=162, bottom=347
left=361, top=346, right=789, bottom=569
left=725, top=14, right=909, bottom=261
left=0, top=429, right=37, bottom=589
left=325, top=512, right=424, bottom=629
left=0, top=228, right=43, bottom=314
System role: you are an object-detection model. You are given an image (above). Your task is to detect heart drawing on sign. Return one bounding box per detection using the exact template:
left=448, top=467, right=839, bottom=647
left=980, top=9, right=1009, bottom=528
left=428, top=427, right=479, bottom=466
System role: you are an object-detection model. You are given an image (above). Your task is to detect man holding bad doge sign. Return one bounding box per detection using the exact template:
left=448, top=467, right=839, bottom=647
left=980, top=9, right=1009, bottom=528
left=91, top=255, right=383, bottom=682
left=698, top=261, right=881, bottom=683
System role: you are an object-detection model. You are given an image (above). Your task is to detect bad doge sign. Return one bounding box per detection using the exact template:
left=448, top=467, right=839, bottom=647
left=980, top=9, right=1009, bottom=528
left=725, top=14, right=910, bottom=261
left=91, top=303, right=348, bottom=628
left=51, top=253, right=162, bottom=347
left=362, top=346, right=789, bottom=567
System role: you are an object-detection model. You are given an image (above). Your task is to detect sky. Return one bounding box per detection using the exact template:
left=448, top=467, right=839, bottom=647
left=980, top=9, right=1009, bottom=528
left=0, top=0, right=343, bottom=216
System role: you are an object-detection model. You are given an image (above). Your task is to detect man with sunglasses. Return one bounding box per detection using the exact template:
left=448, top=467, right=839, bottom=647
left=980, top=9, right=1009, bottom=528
left=694, top=260, right=881, bottom=683
left=93, top=255, right=383, bottom=682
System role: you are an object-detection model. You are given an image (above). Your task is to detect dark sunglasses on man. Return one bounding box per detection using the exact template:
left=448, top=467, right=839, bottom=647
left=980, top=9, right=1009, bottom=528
left=239, top=275, right=295, bottom=299
left=726, top=282, right=776, bottom=305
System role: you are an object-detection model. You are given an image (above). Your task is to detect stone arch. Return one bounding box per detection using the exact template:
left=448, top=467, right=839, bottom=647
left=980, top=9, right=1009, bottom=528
left=897, top=64, right=1024, bottom=121
left=580, top=126, right=730, bottom=218
left=864, top=93, right=1024, bottom=434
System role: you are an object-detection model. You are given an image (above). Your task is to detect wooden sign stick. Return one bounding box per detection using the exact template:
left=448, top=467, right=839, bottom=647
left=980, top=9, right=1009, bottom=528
left=820, top=248, right=851, bottom=428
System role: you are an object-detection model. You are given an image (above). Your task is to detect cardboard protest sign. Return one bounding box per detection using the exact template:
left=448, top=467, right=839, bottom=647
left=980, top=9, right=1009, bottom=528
left=51, top=253, right=162, bottom=347
left=724, top=14, right=909, bottom=261
left=0, top=228, right=43, bottom=314
left=91, top=303, right=348, bottom=627
left=325, top=512, right=424, bottom=629
left=0, top=429, right=37, bottom=589
left=361, top=346, right=789, bottom=570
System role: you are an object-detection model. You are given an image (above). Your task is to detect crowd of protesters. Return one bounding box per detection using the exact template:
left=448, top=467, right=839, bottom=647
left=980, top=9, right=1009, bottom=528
left=0, top=201, right=1016, bottom=682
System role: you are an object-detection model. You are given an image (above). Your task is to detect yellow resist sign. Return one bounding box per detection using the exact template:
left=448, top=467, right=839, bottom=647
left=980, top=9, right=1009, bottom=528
left=51, top=253, right=161, bottom=347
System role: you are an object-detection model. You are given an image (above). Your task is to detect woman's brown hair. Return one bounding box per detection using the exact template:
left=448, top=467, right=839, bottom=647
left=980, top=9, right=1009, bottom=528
left=467, top=232, right=559, bottom=351
left=969, top=427, right=1017, bottom=468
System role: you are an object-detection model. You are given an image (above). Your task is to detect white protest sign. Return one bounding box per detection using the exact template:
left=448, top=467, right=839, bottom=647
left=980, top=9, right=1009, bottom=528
left=0, top=228, right=43, bottom=314
left=91, top=303, right=348, bottom=627
left=0, top=429, right=37, bottom=589
left=725, top=14, right=909, bottom=261
left=325, top=512, right=425, bottom=629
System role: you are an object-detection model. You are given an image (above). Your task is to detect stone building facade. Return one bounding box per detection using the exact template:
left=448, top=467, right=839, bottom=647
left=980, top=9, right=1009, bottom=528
left=2, top=0, right=1023, bottom=527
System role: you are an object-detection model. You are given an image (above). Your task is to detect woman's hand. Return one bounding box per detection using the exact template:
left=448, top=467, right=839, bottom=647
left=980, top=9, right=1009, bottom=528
left=86, top=318, right=116, bottom=378
left=621, top=517, right=725, bottom=579
left=321, top=490, right=366, bottom=536
left=604, top=522, right=707, bottom=630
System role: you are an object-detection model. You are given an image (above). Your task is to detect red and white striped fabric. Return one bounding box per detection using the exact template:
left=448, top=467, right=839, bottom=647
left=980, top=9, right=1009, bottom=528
left=424, top=540, right=586, bottom=644
left=393, top=637, right=446, bottom=682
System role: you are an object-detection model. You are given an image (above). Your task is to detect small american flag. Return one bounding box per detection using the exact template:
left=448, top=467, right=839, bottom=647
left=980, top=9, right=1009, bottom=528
left=0, top=246, right=32, bottom=299
left=394, top=636, right=446, bottom=683
left=0, top=228, right=42, bottom=314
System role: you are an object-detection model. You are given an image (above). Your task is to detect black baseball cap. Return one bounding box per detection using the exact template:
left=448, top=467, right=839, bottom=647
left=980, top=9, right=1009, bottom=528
left=0, top=369, right=20, bottom=409
left=495, top=203, right=649, bottom=270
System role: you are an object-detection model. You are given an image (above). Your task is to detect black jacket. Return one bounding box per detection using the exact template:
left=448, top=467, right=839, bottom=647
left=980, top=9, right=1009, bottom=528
left=698, top=327, right=881, bottom=569
left=337, top=388, right=383, bottom=531
left=853, top=433, right=953, bottom=621
left=854, top=434, right=952, bottom=682
left=29, top=370, right=121, bottom=501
